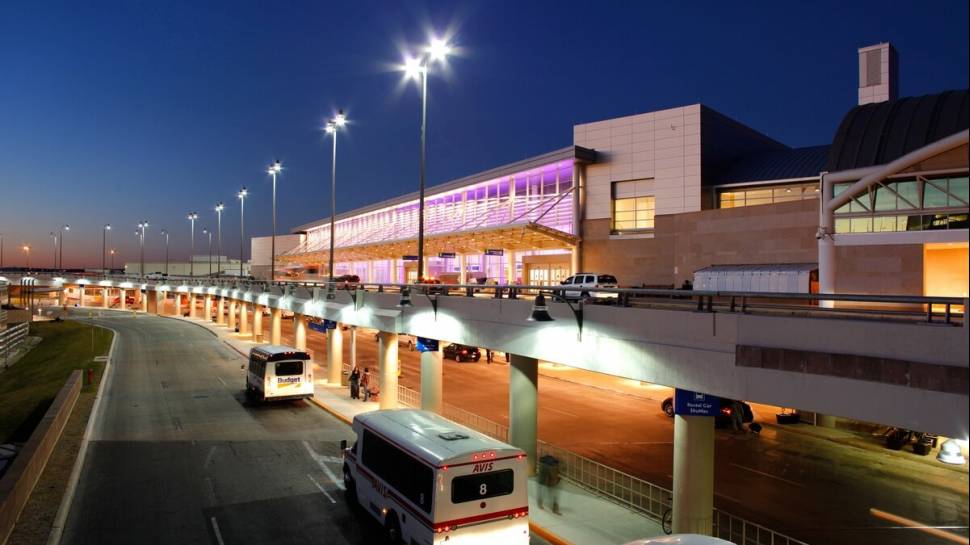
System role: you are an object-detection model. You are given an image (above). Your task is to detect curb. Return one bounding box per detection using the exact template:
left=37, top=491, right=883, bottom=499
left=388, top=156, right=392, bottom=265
left=46, top=321, right=119, bottom=545
left=156, top=314, right=219, bottom=337
left=529, top=521, right=576, bottom=545
left=307, top=396, right=353, bottom=426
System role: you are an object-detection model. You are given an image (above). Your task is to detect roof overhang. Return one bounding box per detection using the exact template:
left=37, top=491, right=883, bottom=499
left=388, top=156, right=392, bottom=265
left=279, top=222, right=577, bottom=264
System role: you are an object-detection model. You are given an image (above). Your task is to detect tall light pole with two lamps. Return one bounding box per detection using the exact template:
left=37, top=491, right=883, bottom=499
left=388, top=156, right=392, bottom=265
left=187, top=212, right=198, bottom=276
left=324, top=110, right=347, bottom=289
left=215, top=202, right=224, bottom=276
left=58, top=224, right=69, bottom=269
left=403, top=37, right=452, bottom=282
left=102, top=224, right=111, bottom=275
left=137, top=221, right=149, bottom=276
left=267, top=160, right=282, bottom=282
left=238, top=187, right=248, bottom=280
left=203, top=228, right=212, bottom=276
left=160, top=229, right=170, bottom=276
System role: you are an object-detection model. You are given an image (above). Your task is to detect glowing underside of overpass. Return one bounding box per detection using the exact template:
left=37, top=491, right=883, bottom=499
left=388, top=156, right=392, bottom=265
left=20, top=276, right=970, bottom=439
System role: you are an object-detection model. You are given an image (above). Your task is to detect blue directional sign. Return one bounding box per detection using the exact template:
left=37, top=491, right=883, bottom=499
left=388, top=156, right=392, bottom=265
left=416, top=337, right=439, bottom=352
left=673, top=389, right=719, bottom=417
left=308, top=319, right=337, bottom=333
left=485, top=249, right=504, bottom=256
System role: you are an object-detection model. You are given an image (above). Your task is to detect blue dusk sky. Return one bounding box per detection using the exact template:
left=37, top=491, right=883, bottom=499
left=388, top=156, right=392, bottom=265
left=0, top=0, right=967, bottom=267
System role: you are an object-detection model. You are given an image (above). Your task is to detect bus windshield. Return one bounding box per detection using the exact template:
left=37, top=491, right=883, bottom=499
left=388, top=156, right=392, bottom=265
left=274, top=361, right=304, bottom=376
left=451, top=469, right=515, bottom=503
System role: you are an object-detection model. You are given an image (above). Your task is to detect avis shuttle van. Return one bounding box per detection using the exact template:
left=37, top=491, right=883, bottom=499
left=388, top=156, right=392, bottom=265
left=342, top=409, right=530, bottom=544
left=245, top=345, right=313, bottom=402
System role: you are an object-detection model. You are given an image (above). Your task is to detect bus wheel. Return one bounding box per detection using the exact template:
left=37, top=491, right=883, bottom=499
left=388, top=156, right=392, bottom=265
left=385, top=512, right=402, bottom=544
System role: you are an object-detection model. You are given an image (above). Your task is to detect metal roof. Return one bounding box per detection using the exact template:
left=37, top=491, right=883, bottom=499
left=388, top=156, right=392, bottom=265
left=826, top=89, right=969, bottom=172
left=292, top=145, right=595, bottom=233
left=706, top=145, right=830, bottom=186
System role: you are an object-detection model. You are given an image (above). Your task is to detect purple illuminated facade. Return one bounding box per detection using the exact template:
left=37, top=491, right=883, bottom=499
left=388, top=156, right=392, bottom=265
left=283, top=150, right=585, bottom=285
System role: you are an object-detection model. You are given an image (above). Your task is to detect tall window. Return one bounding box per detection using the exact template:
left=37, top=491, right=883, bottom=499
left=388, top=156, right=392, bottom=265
left=612, top=196, right=655, bottom=232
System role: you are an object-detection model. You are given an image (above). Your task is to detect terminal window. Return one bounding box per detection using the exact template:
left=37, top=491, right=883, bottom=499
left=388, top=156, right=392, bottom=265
left=612, top=196, right=655, bottom=232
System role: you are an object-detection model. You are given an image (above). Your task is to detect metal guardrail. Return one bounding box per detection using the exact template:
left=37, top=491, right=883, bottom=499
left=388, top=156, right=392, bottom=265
left=6, top=272, right=965, bottom=326
left=396, top=384, right=808, bottom=545
left=1, top=322, right=29, bottom=367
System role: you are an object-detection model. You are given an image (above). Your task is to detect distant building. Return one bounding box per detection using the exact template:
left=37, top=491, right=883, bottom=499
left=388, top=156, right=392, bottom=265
left=123, top=255, right=249, bottom=277
left=249, top=234, right=303, bottom=280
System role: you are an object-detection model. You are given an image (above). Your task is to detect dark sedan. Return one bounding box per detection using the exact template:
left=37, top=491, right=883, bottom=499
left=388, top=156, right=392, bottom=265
left=443, top=343, right=481, bottom=363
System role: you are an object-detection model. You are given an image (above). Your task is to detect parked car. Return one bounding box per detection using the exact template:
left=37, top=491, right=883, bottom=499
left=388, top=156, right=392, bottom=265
left=559, top=273, right=618, bottom=300
left=442, top=343, right=481, bottom=363
left=661, top=396, right=753, bottom=429
left=333, top=274, right=360, bottom=288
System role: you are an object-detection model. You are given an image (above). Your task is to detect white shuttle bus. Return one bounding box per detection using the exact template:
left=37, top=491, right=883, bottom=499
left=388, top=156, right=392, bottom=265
left=245, top=345, right=313, bottom=402
left=342, top=409, right=530, bottom=545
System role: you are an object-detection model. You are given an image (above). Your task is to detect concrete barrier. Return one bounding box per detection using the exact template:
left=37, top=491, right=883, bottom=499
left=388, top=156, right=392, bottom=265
left=0, top=370, right=82, bottom=545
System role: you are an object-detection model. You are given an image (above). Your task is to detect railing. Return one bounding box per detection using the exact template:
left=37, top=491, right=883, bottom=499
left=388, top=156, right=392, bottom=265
left=1, top=322, right=29, bottom=366
left=5, top=272, right=966, bottom=326
left=397, top=384, right=808, bottom=545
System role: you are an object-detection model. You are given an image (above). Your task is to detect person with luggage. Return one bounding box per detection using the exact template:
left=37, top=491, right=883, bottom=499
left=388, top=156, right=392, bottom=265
left=349, top=365, right=361, bottom=400
left=537, top=454, right=562, bottom=515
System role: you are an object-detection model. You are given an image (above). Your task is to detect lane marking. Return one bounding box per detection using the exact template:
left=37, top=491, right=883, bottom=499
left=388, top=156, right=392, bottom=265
left=307, top=473, right=337, bottom=504
left=204, top=477, right=217, bottom=505
left=203, top=446, right=217, bottom=468
left=730, top=463, right=803, bottom=487
left=870, top=508, right=969, bottom=544
left=217, top=376, right=228, bottom=388
left=302, top=441, right=345, bottom=490
left=544, top=406, right=579, bottom=418
left=210, top=516, right=226, bottom=545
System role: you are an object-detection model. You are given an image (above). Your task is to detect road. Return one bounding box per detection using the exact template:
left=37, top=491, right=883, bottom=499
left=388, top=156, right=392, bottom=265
left=225, top=305, right=968, bottom=545
left=61, top=311, right=551, bottom=545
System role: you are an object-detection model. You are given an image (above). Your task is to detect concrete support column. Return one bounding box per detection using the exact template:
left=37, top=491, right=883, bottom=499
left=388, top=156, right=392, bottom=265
left=270, top=307, right=281, bottom=345
left=141, top=291, right=149, bottom=312
left=377, top=331, right=399, bottom=409
left=505, top=250, right=515, bottom=284
left=204, top=295, right=212, bottom=320
left=327, top=325, right=344, bottom=385
left=174, top=293, right=182, bottom=316
left=228, top=299, right=237, bottom=330
left=294, top=313, right=307, bottom=351
left=101, top=288, right=109, bottom=308
left=216, top=297, right=225, bottom=324
left=458, top=254, right=466, bottom=284
left=253, top=305, right=263, bottom=342
left=58, top=288, right=67, bottom=307
left=189, top=293, right=197, bottom=318
left=420, top=347, right=443, bottom=414
left=672, top=414, right=715, bottom=535
left=152, top=291, right=163, bottom=314
left=570, top=245, right=580, bottom=275
left=818, top=236, right=836, bottom=309
left=509, top=354, right=539, bottom=475
left=78, top=286, right=85, bottom=307
left=239, top=302, right=249, bottom=335
left=119, top=289, right=127, bottom=311
left=349, top=326, right=357, bottom=367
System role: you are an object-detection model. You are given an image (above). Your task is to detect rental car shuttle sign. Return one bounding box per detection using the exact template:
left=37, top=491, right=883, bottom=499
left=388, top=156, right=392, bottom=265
left=674, top=389, right=718, bottom=417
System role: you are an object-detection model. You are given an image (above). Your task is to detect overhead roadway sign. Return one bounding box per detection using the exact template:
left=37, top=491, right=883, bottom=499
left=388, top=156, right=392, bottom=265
left=485, top=249, right=504, bottom=256
left=673, top=389, right=719, bottom=417
left=438, top=252, right=456, bottom=259
left=402, top=255, right=419, bottom=261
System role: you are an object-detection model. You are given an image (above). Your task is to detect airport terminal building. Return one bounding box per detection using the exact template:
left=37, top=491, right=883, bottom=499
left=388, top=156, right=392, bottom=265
left=266, top=43, right=968, bottom=300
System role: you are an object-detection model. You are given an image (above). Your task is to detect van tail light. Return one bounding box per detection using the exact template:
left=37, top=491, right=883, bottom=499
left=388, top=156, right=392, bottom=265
left=721, top=407, right=732, bottom=416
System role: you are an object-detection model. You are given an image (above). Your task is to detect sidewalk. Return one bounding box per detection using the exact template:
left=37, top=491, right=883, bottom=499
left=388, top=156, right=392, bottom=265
left=174, top=313, right=665, bottom=545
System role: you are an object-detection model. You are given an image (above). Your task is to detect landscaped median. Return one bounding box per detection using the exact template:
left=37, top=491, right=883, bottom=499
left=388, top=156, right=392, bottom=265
left=0, top=320, right=112, bottom=545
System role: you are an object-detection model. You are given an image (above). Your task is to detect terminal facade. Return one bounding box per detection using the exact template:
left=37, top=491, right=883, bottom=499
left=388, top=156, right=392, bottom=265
left=264, top=42, right=968, bottom=300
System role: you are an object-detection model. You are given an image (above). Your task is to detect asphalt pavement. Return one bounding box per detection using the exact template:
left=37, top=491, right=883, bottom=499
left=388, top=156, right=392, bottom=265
left=59, top=311, right=553, bottom=545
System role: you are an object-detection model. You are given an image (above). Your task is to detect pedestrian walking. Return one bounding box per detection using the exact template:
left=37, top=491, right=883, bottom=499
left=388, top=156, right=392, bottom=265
left=361, top=367, right=372, bottom=402
left=537, top=454, right=562, bottom=514
left=486, top=349, right=493, bottom=364
left=349, top=365, right=361, bottom=400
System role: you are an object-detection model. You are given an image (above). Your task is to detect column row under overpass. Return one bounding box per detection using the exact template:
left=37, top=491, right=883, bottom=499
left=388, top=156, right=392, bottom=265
left=31, top=276, right=970, bottom=535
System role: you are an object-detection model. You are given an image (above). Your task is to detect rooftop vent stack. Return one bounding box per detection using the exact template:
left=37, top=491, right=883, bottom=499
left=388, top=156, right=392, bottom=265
left=858, top=42, right=898, bottom=105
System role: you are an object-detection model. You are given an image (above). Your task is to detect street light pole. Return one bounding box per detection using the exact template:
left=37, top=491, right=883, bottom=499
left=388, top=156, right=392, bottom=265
left=238, top=187, right=248, bottom=280
left=110, top=249, right=116, bottom=270
left=59, top=224, right=70, bottom=269
left=138, top=221, right=149, bottom=276
left=267, top=160, right=282, bottom=282
left=324, top=111, right=347, bottom=285
left=0, top=233, right=4, bottom=269
left=187, top=212, right=198, bottom=277
left=204, top=228, right=212, bottom=276
left=22, top=245, right=30, bottom=272
left=160, top=229, right=169, bottom=276
left=404, top=37, right=451, bottom=282
left=215, top=203, right=224, bottom=276
left=102, top=224, right=111, bottom=275
left=50, top=232, right=57, bottom=269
